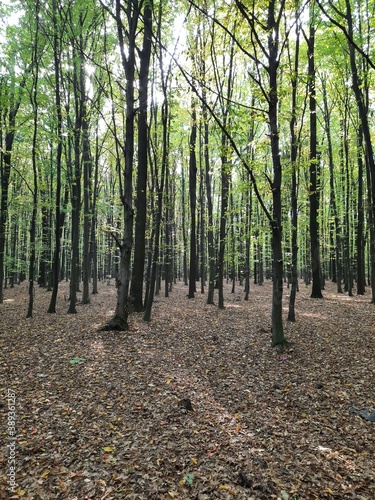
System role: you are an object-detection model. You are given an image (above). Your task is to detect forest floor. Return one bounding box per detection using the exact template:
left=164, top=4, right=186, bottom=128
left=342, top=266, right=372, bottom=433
left=0, top=278, right=375, bottom=500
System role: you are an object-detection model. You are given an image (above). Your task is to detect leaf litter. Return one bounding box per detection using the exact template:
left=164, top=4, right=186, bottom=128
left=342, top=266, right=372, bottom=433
left=0, top=279, right=374, bottom=499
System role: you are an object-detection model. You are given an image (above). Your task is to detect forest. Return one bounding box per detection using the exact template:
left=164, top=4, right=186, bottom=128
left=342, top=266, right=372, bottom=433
left=1, top=0, right=375, bottom=498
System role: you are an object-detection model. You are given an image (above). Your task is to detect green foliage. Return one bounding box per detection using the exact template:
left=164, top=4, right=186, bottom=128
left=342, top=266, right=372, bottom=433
left=69, top=357, right=86, bottom=365
left=182, top=473, right=194, bottom=486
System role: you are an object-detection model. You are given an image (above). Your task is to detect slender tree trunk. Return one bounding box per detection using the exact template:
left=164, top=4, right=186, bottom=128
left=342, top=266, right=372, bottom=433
left=143, top=100, right=168, bottom=322
left=230, top=192, right=236, bottom=294
left=357, top=125, right=366, bottom=294
left=216, top=42, right=234, bottom=310
left=90, top=128, right=101, bottom=295
left=288, top=15, right=300, bottom=322
left=199, top=140, right=205, bottom=294
left=68, top=56, right=82, bottom=314
left=217, top=137, right=229, bottom=309
left=181, top=160, right=188, bottom=286
left=244, top=181, right=252, bottom=301
left=130, top=1, right=152, bottom=311
left=164, top=162, right=171, bottom=298
left=308, top=21, right=323, bottom=299
left=81, top=103, right=92, bottom=304
left=27, top=0, right=40, bottom=318
left=203, top=103, right=215, bottom=304
left=268, top=1, right=286, bottom=345
left=188, top=99, right=197, bottom=299
left=48, top=0, right=63, bottom=314
left=342, top=115, right=353, bottom=296
left=103, top=0, right=137, bottom=329
left=322, top=77, right=342, bottom=293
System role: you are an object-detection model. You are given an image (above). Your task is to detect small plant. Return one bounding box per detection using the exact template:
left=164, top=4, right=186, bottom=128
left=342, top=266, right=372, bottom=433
left=69, top=357, right=86, bottom=365
left=182, top=473, right=194, bottom=486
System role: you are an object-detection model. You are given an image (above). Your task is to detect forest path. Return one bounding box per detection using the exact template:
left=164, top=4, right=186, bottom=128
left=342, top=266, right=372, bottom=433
left=1, top=279, right=374, bottom=499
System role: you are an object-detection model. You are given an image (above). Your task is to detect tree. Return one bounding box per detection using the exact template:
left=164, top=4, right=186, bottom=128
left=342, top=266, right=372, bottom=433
left=306, top=5, right=323, bottom=299
left=101, top=0, right=139, bottom=329
left=47, top=0, right=64, bottom=314
left=27, top=0, right=41, bottom=318
left=130, top=0, right=153, bottom=312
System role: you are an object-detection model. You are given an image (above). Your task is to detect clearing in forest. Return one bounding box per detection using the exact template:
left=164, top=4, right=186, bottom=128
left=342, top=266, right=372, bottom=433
left=1, top=280, right=374, bottom=499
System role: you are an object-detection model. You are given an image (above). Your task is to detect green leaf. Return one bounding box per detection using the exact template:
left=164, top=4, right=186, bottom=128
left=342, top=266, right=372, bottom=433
left=183, top=473, right=194, bottom=486
left=69, top=357, right=86, bottom=365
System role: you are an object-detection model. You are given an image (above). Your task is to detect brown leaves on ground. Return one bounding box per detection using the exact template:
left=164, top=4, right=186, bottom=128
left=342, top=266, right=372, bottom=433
left=0, top=279, right=374, bottom=499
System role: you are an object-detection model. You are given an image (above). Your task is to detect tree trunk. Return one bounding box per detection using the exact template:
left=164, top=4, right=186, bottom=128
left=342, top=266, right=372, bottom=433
left=203, top=103, right=215, bottom=304
left=322, top=77, right=342, bottom=293
left=356, top=125, right=366, bottom=295
left=27, top=0, right=40, bottom=318
left=103, top=0, right=137, bottom=329
left=130, top=1, right=152, bottom=311
left=188, top=99, right=197, bottom=299
left=67, top=52, right=82, bottom=314
left=288, top=14, right=301, bottom=322
left=344, top=0, right=375, bottom=302
left=308, top=21, right=323, bottom=299
left=48, top=0, right=63, bottom=314
left=244, top=181, right=251, bottom=301
left=268, top=1, right=286, bottom=345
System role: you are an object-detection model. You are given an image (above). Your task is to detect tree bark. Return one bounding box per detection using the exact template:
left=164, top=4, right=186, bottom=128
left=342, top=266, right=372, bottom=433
left=130, top=1, right=152, bottom=311
left=308, top=21, right=323, bottom=299
left=27, top=0, right=40, bottom=318
left=188, top=99, right=197, bottom=299
left=48, top=0, right=63, bottom=314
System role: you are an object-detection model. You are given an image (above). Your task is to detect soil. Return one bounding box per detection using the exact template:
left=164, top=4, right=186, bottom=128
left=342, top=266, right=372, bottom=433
left=1, top=278, right=374, bottom=499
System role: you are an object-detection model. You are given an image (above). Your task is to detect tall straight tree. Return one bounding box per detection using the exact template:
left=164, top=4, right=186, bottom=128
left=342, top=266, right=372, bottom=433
left=187, top=0, right=288, bottom=344
left=47, top=0, right=64, bottom=314
left=288, top=10, right=302, bottom=322
left=188, top=95, right=197, bottom=299
left=321, top=75, right=342, bottom=293
left=27, top=0, right=41, bottom=318
left=307, top=7, right=323, bottom=298
left=130, top=0, right=152, bottom=312
left=213, top=35, right=234, bottom=310
left=102, top=0, right=138, bottom=329
left=234, top=0, right=288, bottom=344
left=143, top=0, right=172, bottom=321
left=356, top=125, right=365, bottom=295
left=67, top=28, right=83, bottom=314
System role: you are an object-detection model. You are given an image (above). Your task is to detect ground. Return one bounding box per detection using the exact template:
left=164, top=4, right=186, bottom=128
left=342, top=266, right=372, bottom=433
left=0, top=278, right=374, bottom=499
